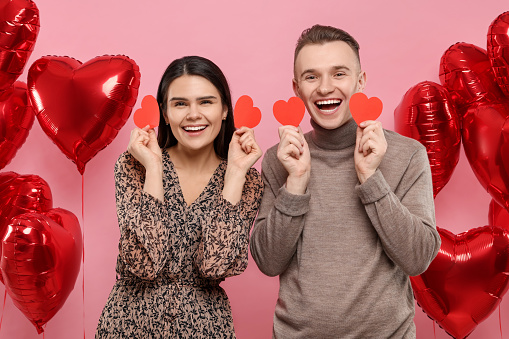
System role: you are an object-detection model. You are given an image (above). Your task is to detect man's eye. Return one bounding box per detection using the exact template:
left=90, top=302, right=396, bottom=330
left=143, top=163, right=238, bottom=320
left=305, top=75, right=317, bottom=81
left=334, top=73, right=345, bottom=77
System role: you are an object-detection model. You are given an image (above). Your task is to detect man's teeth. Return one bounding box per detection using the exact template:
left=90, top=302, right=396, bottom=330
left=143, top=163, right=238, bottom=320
left=316, top=99, right=341, bottom=106
left=184, top=126, right=206, bottom=131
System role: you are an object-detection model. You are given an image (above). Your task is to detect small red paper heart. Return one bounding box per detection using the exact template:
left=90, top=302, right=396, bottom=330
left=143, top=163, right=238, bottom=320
left=133, top=95, right=159, bottom=129
left=349, top=92, right=383, bottom=125
left=273, top=96, right=305, bottom=127
left=234, top=95, right=261, bottom=129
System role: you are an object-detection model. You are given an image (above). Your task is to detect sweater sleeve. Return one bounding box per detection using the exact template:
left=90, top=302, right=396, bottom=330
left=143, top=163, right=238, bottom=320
left=250, top=151, right=311, bottom=277
left=115, top=152, right=171, bottom=280
left=195, top=168, right=263, bottom=280
left=355, top=147, right=441, bottom=276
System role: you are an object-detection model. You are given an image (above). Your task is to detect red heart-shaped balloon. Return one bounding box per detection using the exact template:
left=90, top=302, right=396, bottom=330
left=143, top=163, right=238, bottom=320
left=349, top=92, right=383, bottom=125
left=488, top=11, right=509, bottom=97
left=489, top=199, right=509, bottom=230
left=0, top=171, right=52, bottom=284
left=234, top=95, right=261, bottom=129
left=440, top=43, right=509, bottom=212
left=0, top=0, right=39, bottom=94
left=28, top=55, right=141, bottom=174
left=1, top=208, right=82, bottom=334
left=273, top=96, right=305, bottom=127
left=411, top=226, right=509, bottom=339
left=133, top=95, right=159, bottom=129
left=394, top=81, right=461, bottom=198
left=0, top=81, right=35, bottom=170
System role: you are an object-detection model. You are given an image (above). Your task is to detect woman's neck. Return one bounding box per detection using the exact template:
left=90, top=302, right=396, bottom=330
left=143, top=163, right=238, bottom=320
left=167, top=143, right=221, bottom=173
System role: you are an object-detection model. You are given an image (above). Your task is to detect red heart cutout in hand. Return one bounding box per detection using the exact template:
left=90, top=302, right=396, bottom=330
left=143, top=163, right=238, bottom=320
left=0, top=81, right=35, bottom=170
left=134, top=95, right=159, bottom=129
left=1, top=208, right=82, bottom=333
left=273, top=96, right=305, bottom=127
left=234, top=95, right=261, bottom=129
left=349, top=92, right=383, bottom=125
left=28, top=55, right=141, bottom=174
left=0, top=0, right=39, bottom=93
left=0, top=171, right=52, bottom=284
left=411, top=226, right=509, bottom=339
left=394, top=81, right=461, bottom=198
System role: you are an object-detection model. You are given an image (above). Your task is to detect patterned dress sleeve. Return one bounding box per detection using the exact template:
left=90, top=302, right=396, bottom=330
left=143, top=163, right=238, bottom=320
left=195, top=167, right=263, bottom=280
left=115, top=151, right=171, bottom=280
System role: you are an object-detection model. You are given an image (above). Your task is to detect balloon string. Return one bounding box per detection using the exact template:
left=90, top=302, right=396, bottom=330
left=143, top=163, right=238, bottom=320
left=500, top=304, right=503, bottom=339
left=0, top=289, right=6, bottom=331
left=433, top=320, right=436, bottom=339
left=82, top=174, right=86, bottom=339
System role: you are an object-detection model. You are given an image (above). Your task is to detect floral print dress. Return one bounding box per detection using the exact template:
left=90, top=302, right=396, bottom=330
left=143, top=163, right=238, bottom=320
left=96, top=149, right=263, bottom=338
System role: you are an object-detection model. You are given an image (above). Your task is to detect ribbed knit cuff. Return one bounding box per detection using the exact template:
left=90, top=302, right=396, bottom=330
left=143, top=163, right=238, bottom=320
left=274, top=186, right=311, bottom=216
left=355, top=169, right=391, bottom=204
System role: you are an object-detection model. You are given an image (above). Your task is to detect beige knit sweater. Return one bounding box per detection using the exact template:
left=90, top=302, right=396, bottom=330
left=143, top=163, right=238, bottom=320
left=250, top=118, right=440, bottom=339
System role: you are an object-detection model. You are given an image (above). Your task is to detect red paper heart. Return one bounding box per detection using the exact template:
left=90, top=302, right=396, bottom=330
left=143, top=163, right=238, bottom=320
left=0, top=81, right=35, bottom=170
left=133, top=95, right=159, bottom=129
left=234, top=95, right=261, bottom=129
left=1, top=208, right=82, bottom=333
left=273, top=96, right=305, bottom=127
left=488, top=11, right=509, bottom=97
left=349, top=92, right=383, bottom=125
left=28, top=55, right=141, bottom=174
left=0, top=171, right=52, bottom=284
left=394, top=81, right=461, bottom=198
left=440, top=43, right=509, bottom=211
left=411, top=226, right=509, bottom=339
left=0, top=0, right=39, bottom=93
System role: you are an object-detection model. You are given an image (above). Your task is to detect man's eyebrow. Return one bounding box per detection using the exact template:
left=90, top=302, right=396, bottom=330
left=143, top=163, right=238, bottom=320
left=299, top=65, right=351, bottom=78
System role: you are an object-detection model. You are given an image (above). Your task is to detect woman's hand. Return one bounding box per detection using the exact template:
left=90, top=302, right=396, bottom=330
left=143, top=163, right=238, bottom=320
left=227, top=127, right=262, bottom=174
left=223, top=127, right=262, bottom=204
left=127, top=125, right=162, bottom=170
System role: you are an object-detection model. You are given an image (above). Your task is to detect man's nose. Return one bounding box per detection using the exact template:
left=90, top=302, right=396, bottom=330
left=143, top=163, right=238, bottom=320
left=318, top=77, right=333, bottom=95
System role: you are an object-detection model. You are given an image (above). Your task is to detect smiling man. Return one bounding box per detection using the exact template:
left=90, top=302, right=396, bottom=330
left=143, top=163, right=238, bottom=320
left=250, top=25, right=441, bottom=338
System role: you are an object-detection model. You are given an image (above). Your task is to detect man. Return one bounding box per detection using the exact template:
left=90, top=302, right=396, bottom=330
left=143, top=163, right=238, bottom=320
left=250, top=25, right=441, bottom=338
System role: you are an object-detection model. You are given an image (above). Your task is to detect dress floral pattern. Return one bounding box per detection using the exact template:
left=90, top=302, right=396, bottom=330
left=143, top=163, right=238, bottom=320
left=96, top=149, right=263, bottom=338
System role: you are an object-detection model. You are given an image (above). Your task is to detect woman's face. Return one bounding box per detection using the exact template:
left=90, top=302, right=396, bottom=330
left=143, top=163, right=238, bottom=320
left=165, top=75, right=227, bottom=153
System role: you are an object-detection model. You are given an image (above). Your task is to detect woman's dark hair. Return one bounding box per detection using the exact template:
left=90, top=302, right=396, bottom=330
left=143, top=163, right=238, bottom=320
left=156, top=56, right=235, bottom=160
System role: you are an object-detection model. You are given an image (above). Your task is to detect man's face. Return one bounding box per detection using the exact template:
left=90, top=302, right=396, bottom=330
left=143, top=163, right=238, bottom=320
left=293, top=41, right=366, bottom=130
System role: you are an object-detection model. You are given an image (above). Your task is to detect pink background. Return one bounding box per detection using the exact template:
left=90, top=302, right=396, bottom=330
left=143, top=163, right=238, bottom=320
left=2, top=0, right=509, bottom=338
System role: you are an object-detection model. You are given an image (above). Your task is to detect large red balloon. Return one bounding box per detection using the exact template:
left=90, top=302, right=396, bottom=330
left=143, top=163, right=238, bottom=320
left=28, top=55, right=141, bottom=174
left=394, top=81, right=461, bottom=198
left=411, top=226, right=509, bottom=339
left=440, top=43, right=509, bottom=212
left=488, top=11, right=509, bottom=96
left=0, top=81, right=34, bottom=170
left=0, top=0, right=39, bottom=94
left=1, top=208, right=82, bottom=333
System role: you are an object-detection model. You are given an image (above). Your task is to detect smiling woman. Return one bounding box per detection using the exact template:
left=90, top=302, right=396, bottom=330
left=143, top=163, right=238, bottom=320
left=95, top=56, right=264, bottom=338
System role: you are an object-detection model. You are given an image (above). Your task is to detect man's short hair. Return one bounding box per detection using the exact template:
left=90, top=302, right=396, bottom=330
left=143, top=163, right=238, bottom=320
left=294, top=25, right=361, bottom=68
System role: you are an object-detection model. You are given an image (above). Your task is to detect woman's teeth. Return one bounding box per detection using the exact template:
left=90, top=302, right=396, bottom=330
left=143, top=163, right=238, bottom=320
left=183, top=126, right=206, bottom=131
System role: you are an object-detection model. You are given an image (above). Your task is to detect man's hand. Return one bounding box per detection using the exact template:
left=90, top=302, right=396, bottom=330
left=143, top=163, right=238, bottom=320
left=277, top=126, right=311, bottom=194
left=354, top=120, right=387, bottom=184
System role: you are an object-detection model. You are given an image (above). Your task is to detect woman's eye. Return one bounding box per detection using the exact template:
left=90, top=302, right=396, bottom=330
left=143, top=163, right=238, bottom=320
left=201, top=100, right=213, bottom=105
left=174, top=101, right=186, bottom=107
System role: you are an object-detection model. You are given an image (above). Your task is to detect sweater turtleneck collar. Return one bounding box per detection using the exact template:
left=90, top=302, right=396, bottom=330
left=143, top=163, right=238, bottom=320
left=309, top=118, right=358, bottom=150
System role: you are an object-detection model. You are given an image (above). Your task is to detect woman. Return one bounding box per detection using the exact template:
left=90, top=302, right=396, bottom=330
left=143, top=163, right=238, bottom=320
left=96, top=56, right=263, bottom=338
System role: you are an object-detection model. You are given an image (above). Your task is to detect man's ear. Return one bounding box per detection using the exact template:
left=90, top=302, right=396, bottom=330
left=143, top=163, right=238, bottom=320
left=357, top=71, right=367, bottom=92
left=292, top=78, right=301, bottom=98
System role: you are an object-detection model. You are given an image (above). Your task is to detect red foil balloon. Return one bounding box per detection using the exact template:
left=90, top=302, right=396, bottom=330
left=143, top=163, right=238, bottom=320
left=411, top=226, right=509, bottom=339
left=0, top=0, right=39, bottom=93
left=489, top=199, right=509, bottom=230
left=28, top=55, right=141, bottom=174
left=394, top=81, right=461, bottom=197
left=440, top=43, right=509, bottom=211
left=1, top=208, right=82, bottom=333
left=439, top=43, right=504, bottom=115
left=488, top=11, right=509, bottom=96
left=0, top=81, right=35, bottom=169
left=0, top=171, right=52, bottom=284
